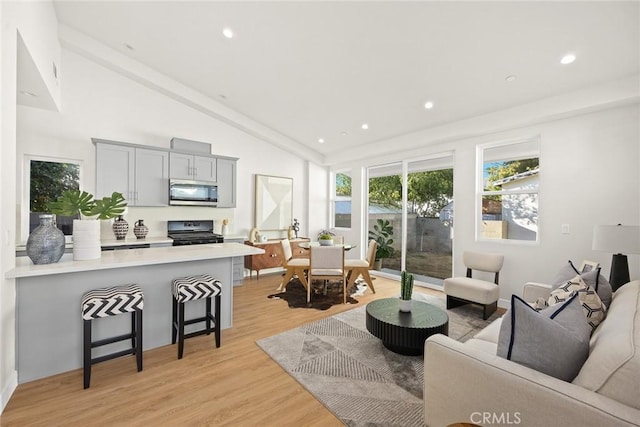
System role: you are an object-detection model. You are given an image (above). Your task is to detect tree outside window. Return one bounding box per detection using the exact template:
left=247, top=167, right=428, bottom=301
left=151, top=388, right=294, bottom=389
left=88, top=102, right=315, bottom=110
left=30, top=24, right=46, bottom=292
left=30, top=160, right=80, bottom=235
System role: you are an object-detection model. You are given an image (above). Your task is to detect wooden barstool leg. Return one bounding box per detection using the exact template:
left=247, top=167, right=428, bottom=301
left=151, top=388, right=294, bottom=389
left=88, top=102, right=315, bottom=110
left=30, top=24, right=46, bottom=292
left=136, top=308, right=143, bottom=371
left=83, top=319, right=91, bottom=389
left=215, top=294, right=221, bottom=348
left=178, top=302, right=185, bottom=359
left=205, top=297, right=212, bottom=335
left=171, top=297, right=177, bottom=344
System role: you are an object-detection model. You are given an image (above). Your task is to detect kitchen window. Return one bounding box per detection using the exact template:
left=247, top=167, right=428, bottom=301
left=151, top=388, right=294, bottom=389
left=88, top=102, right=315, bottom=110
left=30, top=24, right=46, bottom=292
left=23, top=156, right=82, bottom=242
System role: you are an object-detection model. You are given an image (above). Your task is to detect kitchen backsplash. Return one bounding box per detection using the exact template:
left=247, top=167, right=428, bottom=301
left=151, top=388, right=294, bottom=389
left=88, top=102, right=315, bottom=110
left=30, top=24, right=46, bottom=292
left=99, top=206, right=242, bottom=240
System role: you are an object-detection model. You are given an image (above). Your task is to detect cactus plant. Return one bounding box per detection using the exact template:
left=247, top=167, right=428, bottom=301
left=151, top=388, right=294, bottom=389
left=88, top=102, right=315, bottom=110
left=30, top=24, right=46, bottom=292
left=400, top=270, right=414, bottom=301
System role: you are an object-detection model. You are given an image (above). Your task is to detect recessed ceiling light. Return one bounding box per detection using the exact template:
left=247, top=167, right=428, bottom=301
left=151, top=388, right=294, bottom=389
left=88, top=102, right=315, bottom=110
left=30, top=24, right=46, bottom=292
left=20, top=91, right=37, bottom=97
left=223, top=28, right=234, bottom=39
left=505, top=75, right=517, bottom=82
left=318, top=138, right=325, bottom=144
left=124, top=43, right=135, bottom=51
left=560, top=53, right=576, bottom=65
left=424, top=101, right=434, bottom=109
left=361, top=123, right=369, bottom=130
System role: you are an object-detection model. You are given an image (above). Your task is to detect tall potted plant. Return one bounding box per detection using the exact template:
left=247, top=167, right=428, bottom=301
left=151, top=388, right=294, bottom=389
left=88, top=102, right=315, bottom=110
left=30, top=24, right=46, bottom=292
left=48, top=190, right=127, bottom=260
left=368, top=219, right=395, bottom=270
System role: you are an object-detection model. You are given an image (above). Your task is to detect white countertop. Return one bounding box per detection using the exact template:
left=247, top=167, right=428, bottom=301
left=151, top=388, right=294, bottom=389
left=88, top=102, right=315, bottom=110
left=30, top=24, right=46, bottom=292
left=100, top=237, right=174, bottom=247
left=6, top=242, right=264, bottom=279
left=222, top=234, right=248, bottom=241
left=16, top=236, right=174, bottom=251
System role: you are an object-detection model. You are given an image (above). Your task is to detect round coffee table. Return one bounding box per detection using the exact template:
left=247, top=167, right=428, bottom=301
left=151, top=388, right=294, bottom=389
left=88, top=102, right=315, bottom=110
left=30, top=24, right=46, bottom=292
left=366, top=298, right=449, bottom=355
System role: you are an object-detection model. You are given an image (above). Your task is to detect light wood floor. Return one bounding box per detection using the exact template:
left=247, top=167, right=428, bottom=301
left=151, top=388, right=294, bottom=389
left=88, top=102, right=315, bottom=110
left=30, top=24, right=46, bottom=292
left=1, top=273, right=444, bottom=426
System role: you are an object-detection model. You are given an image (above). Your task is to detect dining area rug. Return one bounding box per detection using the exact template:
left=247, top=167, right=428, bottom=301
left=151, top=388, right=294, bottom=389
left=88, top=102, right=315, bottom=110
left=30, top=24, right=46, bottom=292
left=256, top=292, right=501, bottom=426
left=267, top=277, right=367, bottom=310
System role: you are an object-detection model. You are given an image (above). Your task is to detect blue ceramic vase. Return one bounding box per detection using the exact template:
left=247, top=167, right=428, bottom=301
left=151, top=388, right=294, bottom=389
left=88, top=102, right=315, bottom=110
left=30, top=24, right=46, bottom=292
left=26, top=214, right=65, bottom=264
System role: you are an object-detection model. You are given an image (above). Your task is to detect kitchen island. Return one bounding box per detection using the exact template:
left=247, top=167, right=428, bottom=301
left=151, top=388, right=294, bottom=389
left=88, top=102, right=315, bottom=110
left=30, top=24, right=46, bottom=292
left=6, top=242, right=264, bottom=383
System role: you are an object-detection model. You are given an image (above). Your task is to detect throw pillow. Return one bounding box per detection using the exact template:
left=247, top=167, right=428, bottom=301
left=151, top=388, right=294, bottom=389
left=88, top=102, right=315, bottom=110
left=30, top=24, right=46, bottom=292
left=550, top=277, right=606, bottom=331
left=497, top=294, right=590, bottom=381
left=552, top=260, right=612, bottom=308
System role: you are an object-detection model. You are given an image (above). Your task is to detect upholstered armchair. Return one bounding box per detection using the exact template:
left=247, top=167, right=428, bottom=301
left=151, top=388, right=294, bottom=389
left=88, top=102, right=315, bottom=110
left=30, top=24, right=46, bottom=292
left=443, top=251, right=504, bottom=319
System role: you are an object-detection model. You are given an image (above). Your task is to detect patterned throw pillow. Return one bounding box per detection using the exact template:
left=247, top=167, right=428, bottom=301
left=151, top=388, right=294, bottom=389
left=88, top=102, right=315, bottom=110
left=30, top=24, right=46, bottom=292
left=552, top=260, right=612, bottom=308
left=549, top=276, right=606, bottom=331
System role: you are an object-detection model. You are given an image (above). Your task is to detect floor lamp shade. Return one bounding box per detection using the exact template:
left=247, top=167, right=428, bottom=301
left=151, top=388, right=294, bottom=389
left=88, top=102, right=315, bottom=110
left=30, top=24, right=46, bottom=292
left=592, top=225, right=640, bottom=291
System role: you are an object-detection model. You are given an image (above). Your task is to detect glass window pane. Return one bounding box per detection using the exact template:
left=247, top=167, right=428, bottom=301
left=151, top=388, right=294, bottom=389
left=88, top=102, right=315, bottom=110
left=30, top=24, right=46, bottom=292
left=483, top=157, right=539, bottom=191
left=336, top=173, right=351, bottom=196
left=406, top=167, right=453, bottom=284
left=368, top=165, right=403, bottom=273
left=481, top=194, right=538, bottom=241
left=30, top=160, right=80, bottom=235
left=334, top=172, right=352, bottom=228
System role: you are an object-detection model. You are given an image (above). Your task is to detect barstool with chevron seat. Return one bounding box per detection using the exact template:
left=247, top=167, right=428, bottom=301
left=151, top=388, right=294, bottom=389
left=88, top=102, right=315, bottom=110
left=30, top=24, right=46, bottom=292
left=81, top=284, right=144, bottom=389
left=171, top=274, right=222, bottom=359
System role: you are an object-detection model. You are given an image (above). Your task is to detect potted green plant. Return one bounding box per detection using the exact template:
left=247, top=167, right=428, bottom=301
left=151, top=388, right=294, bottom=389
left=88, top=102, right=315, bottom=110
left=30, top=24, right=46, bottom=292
left=368, top=219, right=395, bottom=269
left=399, top=270, right=414, bottom=312
left=48, top=190, right=127, bottom=260
left=317, top=230, right=335, bottom=246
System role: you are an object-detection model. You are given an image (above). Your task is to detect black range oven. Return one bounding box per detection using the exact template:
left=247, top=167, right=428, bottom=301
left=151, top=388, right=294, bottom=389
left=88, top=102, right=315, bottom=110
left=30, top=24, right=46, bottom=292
left=168, top=220, right=224, bottom=246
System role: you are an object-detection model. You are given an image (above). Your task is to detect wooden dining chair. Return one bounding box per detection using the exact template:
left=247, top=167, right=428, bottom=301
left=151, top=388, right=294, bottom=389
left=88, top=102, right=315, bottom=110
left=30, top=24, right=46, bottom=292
left=309, top=245, right=346, bottom=303
left=345, top=239, right=377, bottom=293
left=278, top=239, right=310, bottom=292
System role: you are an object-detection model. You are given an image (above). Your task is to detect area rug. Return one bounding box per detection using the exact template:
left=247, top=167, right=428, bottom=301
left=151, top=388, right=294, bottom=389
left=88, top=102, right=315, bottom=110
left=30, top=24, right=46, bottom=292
left=267, top=278, right=366, bottom=310
left=256, top=293, right=501, bottom=426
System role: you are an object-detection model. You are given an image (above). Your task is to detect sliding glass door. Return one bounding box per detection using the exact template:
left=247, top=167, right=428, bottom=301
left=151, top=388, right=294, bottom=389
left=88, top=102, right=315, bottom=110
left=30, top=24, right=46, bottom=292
left=368, top=163, right=404, bottom=275
left=367, top=153, right=454, bottom=288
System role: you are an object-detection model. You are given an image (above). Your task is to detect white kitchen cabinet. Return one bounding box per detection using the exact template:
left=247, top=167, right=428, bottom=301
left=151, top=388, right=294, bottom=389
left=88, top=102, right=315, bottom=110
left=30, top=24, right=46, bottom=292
left=169, top=152, right=217, bottom=182
left=216, top=158, right=237, bottom=208
left=95, top=140, right=169, bottom=206
left=135, top=148, right=169, bottom=206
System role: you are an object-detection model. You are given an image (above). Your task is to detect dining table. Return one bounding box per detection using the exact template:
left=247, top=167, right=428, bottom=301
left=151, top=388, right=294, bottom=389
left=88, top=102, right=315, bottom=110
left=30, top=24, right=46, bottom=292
left=296, top=241, right=356, bottom=251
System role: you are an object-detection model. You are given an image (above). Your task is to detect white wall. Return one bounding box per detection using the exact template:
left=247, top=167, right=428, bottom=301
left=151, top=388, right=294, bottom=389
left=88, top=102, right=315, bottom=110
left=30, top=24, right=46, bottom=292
left=1, top=0, right=61, bottom=412
left=333, top=104, right=640, bottom=306
left=16, top=48, right=318, bottom=242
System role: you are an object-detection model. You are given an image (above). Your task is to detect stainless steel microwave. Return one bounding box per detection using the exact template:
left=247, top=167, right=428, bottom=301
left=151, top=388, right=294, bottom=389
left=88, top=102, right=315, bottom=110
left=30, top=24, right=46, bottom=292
left=169, top=179, right=218, bottom=206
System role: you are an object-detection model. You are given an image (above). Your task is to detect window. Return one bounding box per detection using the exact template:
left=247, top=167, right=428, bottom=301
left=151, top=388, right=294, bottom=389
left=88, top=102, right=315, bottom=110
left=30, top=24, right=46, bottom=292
left=478, top=138, right=540, bottom=242
left=24, top=157, right=82, bottom=242
left=333, top=171, right=352, bottom=228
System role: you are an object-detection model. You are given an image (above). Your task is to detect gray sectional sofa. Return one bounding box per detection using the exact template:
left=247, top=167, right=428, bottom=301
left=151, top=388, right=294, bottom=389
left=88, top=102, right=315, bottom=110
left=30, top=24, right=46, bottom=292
left=423, top=280, right=640, bottom=427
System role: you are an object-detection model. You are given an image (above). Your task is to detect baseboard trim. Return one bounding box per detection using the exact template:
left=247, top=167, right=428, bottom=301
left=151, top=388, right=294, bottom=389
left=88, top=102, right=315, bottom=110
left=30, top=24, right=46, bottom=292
left=1, top=370, right=17, bottom=413
left=498, top=297, right=510, bottom=309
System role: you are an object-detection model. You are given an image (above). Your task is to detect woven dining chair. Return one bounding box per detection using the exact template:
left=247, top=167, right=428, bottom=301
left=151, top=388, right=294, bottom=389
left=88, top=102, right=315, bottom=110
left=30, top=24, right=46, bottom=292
left=278, top=239, right=310, bottom=292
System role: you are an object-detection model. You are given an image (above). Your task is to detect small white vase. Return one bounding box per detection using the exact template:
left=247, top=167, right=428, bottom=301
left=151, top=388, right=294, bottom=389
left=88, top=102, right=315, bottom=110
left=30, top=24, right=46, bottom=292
left=319, top=239, right=333, bottom=246
left=399, top=298, right=412, bottom=312
left=72, top=219, right=101, bottom=261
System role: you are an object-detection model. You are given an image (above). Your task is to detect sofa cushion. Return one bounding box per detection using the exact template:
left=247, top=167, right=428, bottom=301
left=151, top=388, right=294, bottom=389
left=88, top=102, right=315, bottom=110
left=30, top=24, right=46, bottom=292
left=473, top=316, right=502, bottom=344
left=549, top=277, right=606, bottom=331
left=572, top=280, right=640, bottom=410
left=497, top=294, right=591, bottom=381
left=552, top=260, right=612, bottom=308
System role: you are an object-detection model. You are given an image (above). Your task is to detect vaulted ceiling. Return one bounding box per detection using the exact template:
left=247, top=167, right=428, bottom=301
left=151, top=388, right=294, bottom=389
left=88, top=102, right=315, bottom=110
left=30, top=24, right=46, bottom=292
left=51, top=1, right=639, bottom=163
